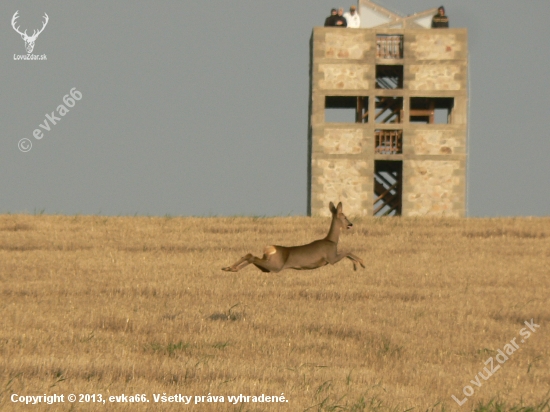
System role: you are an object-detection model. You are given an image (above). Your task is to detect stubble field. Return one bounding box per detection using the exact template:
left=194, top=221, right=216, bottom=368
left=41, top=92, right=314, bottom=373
left=0, top=214, right=549, bottom=411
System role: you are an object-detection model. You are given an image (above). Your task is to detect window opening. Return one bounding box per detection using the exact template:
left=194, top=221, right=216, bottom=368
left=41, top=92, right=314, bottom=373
left=375, top=96, right=403, bottom=124
left=375, top=130, right=402, bottom=154
left=325, top=96, right=369, bottom=123
left=374, top=160, right=402, bottom=216
left=376, top=65, right=403, bottom=89
left=376, top=35, right=403, bottom=59
left=410, top=97, right=454, bottom=124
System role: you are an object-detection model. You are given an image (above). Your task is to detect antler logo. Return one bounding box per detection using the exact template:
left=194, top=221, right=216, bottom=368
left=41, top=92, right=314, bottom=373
left=11, top=11, right=49, bottom=54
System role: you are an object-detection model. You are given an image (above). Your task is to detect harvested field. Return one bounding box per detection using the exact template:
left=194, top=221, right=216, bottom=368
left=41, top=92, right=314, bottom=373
left=0, top=214, right=549, bottom=411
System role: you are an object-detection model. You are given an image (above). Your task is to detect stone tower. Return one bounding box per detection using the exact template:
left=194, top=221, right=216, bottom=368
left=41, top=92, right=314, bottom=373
left=308, top=1, right=468, bottom=217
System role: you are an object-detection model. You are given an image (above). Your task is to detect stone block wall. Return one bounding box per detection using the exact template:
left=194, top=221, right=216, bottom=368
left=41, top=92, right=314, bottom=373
left=408, top=33, right=466, bottom=60
left=316, top=127, right=367, bottom=155
left=311, top=158, right=371, bottom=217
left=309, top=27, right=468, bottom=217
left=310, top=125, right=373, bottom=216
left=324, top=32, right=371, bottom=59
left=406, top=129, right=466, bottom=156
left=403, top=159, right=466, bottom=217
left=408, top=64, right=462, bottom=91
left=318, top=64, right=371, bottom=90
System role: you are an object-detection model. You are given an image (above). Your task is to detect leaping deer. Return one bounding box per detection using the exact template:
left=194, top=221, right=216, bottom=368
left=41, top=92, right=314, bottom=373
left=222, top=202, right=365, bottom=273
left=12, top=11, right=49, bottom=54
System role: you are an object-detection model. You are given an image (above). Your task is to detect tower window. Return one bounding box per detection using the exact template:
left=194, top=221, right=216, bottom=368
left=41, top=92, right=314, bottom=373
left=376, top=35, right=403, bottom=59
left=374, top=160, right=402, bottom=216
left=325, top=96, right=369, bottom=123
left=375, top=97, right=403, bottom=124
left=375, top=130, right=402, bottom=154
left=376, top=65, right=403, bottom=89
left=410, top=97, right=454, bottom=124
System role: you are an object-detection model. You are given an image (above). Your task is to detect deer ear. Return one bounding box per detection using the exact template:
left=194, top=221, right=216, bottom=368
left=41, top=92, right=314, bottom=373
left=329, top=202, right=336, bottom=214
left=337, top=202, right=343, bottom=213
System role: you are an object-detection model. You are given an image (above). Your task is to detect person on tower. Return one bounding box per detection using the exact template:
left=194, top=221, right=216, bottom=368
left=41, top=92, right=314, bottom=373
left=334, top=8, right=348, bottom=27
left=431, top=6, right=449, bottom=28
left=344, top=5, right=361, bottom=28
left=324, top=8, right=338, bottom=26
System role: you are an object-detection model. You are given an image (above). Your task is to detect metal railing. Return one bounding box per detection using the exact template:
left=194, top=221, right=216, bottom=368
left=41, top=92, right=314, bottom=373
left=376, top=35, right=403, bottom=59
left=375, top=130, right=403, bottom=154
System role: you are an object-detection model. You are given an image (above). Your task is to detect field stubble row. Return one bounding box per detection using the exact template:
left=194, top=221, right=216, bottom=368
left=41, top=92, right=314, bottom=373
left=0, top=214, right=549, bottom=411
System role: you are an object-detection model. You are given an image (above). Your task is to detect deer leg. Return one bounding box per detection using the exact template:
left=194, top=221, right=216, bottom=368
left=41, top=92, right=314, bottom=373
left=249, top=246, right=285, bottom=273
left=327, top=253, right=348, bottom=265
left=222, top=253, right=256, bottom=272
left=222, top=246, right=285, bottom=273
left=252, top=246, right=286, bottom=273
left=251, top=258, right=279, bottom=273
left=346, top=253, right=366, bottom=270
left=327, top=252, right=365, bottom=271
left=222, top=254, right=280, bottom=273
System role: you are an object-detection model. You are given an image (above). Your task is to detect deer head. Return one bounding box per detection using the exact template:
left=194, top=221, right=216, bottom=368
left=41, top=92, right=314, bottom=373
left=325, top=202, right=353, bottom=243
left=12, top=11, right=49, bottom=54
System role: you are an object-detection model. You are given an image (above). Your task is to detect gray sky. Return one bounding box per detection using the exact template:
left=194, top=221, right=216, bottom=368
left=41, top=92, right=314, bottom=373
left=1, top=0, right=549, bottom=217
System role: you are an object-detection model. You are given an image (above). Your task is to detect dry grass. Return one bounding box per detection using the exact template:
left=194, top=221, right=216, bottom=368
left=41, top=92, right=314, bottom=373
left=0, top=214, right=549, bottom=411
